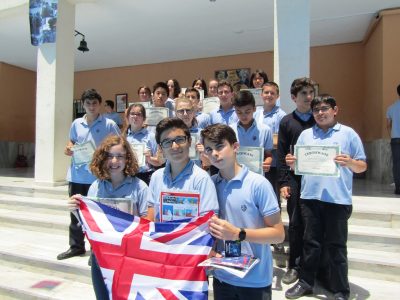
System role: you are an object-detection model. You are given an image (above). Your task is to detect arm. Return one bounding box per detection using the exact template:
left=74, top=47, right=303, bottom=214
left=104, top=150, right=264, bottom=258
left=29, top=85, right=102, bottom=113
left=262, top=150, right=272, bottom=172
left=64, top=140, right=74, bottom=156
left=334, top=155, right=367, bottom=173
left=209, top=212, right=285, bottom=244
left=277, top=120, right=291, bottom=188
left=146, top=206, right=155, bottom=221
left=387, top=118, right=392, bottom=138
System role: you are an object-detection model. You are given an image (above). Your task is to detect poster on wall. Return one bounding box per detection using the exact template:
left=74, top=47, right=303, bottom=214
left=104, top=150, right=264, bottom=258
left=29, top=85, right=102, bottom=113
left=29, top=0, right=58, bottom=46
left=215, top=68, right=251, bottom=92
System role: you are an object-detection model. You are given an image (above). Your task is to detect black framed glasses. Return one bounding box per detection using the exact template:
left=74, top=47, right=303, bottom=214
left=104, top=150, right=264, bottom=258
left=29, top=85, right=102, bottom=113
left=312, top=106, right=331, bottom=114
left=160, top=136, right=188, bottom=149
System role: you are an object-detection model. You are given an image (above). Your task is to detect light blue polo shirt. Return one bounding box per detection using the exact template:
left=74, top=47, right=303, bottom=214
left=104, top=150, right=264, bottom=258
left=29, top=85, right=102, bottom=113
left=196, top=112, right=211, bottom=129
left=87, top=176, right=149, bottom=217
left=231, top=120, right=273, bottom=151
left=126, top=127, right=158, bottom=173
left=212, top=166, right=280, bottom=288
left=297, top=123, right=366, bottom=205
left=209, top=106, right=238, bottom=125
left=67, top=115, right=120, bottom=184
left=386, top=99, right=400, bottom=138
left=148, top=160, right=219, bottom=222
left=104, top=112, right=122, bottom=126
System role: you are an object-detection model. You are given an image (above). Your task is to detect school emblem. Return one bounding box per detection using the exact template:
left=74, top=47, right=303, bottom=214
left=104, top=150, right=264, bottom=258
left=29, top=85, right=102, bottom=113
left=241, top=204, right=247, bottom=212
left=252, top=136, right=257, bottom=141
left=96, top=129, right=100, bottom=133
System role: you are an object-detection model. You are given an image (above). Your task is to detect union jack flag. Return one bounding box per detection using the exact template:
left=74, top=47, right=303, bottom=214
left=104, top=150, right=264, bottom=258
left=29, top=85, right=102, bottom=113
left=77, top=197, right=214, bottom=300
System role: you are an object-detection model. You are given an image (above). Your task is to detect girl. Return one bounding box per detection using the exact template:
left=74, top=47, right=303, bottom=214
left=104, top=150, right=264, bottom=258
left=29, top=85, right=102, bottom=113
left=137, top=85, right=152, bottom=103
left=166, top=78, right=182, bottom=99
left=68, top=135, right=149, bottom=300
left=250, top=69, right=269, bottom=88
left=192, top=78, right=208, bottom=98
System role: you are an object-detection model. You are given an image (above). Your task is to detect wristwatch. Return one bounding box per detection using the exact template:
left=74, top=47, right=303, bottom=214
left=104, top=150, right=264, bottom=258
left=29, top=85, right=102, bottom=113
left=238, top=228, right=246, bottom=241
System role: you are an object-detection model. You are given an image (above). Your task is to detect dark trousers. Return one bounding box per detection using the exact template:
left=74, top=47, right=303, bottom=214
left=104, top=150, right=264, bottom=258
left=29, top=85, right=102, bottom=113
left=91, top=253, right=110, bottom=300
left=68, top=182, right=91, bottom=250
left=285, top=176, right=304, bottom=269
left=299, top=199, right=352, bottom=295
left=391, top=138, right=400, bottom=192
left=213, top=278, right=271, bottom=300
left=265, top=167, right=280, bottom=208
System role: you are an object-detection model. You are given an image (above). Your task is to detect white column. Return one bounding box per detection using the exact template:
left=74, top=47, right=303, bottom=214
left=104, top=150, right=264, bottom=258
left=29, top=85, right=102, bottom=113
left=34, top=0, right=75, bottom=186
left=274, top=0, right=310, bottom=113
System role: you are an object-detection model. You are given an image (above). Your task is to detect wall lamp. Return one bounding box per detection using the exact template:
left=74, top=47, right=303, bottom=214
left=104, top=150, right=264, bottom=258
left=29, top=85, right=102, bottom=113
left=74, top=30, right=89, bottom=53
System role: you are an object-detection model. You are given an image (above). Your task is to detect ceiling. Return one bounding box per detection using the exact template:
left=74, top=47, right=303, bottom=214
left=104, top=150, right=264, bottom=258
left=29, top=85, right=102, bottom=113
left=1, top=0, right=400, bottom=72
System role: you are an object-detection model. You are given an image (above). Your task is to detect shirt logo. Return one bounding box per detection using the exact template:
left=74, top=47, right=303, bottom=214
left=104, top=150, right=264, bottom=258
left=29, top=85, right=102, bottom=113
left=252, top=136, right=257, bottom=141
left=241, top=205, right=247, bottom=212
left=96, top=129, right=100, bottom=133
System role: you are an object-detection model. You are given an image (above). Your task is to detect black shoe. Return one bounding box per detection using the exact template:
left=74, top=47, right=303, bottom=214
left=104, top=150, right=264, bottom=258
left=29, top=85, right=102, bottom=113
left=334, top=292, right=348, bottom=300
left=282, top=268, right=299, bottom=285
left=285, top=282, right=312, bottom=299
left=57, top=248, right=85, bottom=260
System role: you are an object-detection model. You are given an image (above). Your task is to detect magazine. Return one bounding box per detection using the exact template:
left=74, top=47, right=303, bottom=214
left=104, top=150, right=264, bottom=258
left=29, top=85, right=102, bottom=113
left=198, top=254, right=260, bottom=278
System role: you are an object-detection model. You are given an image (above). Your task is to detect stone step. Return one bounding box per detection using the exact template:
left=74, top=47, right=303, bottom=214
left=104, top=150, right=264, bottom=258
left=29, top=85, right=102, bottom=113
left=0, top=183, right=67, bottom=200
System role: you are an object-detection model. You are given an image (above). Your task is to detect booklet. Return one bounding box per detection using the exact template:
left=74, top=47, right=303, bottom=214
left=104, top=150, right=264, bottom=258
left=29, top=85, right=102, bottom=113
left=198, top=254, right=260, bottom=278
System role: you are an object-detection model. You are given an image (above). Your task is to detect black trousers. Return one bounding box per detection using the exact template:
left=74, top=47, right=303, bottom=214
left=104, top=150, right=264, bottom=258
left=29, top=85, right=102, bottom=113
left=285, top=176, right=304, bottom=269
left=213, top=278, right=271, bottom=300
left=68, top=182, right=91, bottom=250
left=299, top=199, right=352, bottom=295
left=265, top=167, right=280, bottom=208
left=391, top=138, right=400, bottom=192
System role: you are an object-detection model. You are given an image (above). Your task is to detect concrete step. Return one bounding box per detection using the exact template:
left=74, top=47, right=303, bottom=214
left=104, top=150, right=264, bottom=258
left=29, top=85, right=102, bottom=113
left=0, top=183, right=67, bottom=200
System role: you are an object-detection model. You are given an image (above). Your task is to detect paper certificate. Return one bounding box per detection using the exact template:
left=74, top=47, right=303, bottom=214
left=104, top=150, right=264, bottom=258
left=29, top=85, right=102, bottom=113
left=145, top=107, right=169, bottom=126
left=87, top=197, right=136, bottom=215
left=295, top=145, right=340, bottom=177
left=130, top=143, right=146, bottom=167
left=160, top=191, right=200, bottom=222
left=131, top=101, right=151, bottom=108
left=202, top=97, right=220, bottom=114
left=240, top=88, right=263, bottom=107
left=189, top=133, right=200, bottom=160
left=236, top=146, right=264, bottom=174
left=72, top=141, right=95, bottom=166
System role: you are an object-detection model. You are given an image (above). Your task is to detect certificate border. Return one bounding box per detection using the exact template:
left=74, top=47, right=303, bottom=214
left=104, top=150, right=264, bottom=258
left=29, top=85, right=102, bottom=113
left=294, top=145, right=340, bottom=177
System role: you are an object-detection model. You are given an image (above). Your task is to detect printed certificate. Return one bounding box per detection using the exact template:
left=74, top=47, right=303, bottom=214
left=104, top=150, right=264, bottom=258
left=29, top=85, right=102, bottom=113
left=240, top=88, right=263, bottom=107
left=160, top=191, right=200, bottom=222
left=295, top=145, right=340, bottom=177
left=131, top=101, right=151, bottom=108
left=87, top=197, right=136, bottom=215
left=72, top=141, right=95, bottom=166
left=189, top=133, right=200, bottom=160
left=146, top=107, right=169, bottom=126
left=130, top=143, right=146, bottom=167
left=237, top=146, right=264, bottom=174
left=202, top=97, right=220, bottom=114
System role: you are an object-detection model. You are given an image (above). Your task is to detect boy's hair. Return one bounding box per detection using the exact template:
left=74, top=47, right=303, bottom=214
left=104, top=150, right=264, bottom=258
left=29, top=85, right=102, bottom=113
left=192, top=78, right=208, bottom=97
left=262, top=81, right=280, bottom=95
left=217, top=80, right=233, bottom=93
left=397, top=84, right=400, bottom=97
left=250, top=69, right=269, bottom=88
left=90, top=135, right=138, bottom=180
left=167, top=79, right=181, bottom=98
left=81, top=88, right=102, bottom=104
left=233, top=90, right=255, bottom=108
left=137, top=85, right=151, bottom=96
left=175, top=97, right=194, bottom=110
left=185, top=87, right=200, bottom=100
left=311, top=94, right=337, bottom=110
left=105, top=100, right=114, bottom=109
left=152, top=82, right=169, bottom=94
left=155, top=118, right=191, bottom=144
left=201, top=124, right=237, bottom=146
left=290, top=77, right=316, bottom=97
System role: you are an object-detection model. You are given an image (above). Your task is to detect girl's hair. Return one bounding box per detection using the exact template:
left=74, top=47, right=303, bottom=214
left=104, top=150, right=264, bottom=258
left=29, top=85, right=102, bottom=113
left=167, top=79, right=181, bottom=99
left=123, top=103, right=146, bottom=135
left=137, top=85, right=151, bottom=96
left=192, top=78, right=208, bottom=98
left=90, top=135, right=139, bottom=180
left=250, top=69, right=269, bottom=88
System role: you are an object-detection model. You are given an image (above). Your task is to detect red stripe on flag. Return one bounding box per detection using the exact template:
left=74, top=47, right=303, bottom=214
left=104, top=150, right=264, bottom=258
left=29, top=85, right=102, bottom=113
left=158, top=288, right=179, bottom=300
left=79, top=201, right=103, bottom=233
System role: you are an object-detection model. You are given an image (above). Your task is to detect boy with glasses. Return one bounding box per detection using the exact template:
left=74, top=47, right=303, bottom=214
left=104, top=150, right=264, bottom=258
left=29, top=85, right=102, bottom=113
left=147, top=118, right=218, bottom=222
left=284, top=95, right=367, bottom=300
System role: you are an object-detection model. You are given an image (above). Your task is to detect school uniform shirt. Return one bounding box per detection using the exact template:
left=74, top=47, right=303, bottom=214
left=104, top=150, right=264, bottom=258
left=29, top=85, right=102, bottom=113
left=165, top=98, right=175, bottom=117
left=87, top=176, right=149, bottom=217
left=67, top=114, right=120, bottom=184
left=297, top=123, right=366, bottom=205
left=104, top=112, right=122, bottom=126
left=386, top=99, right=400, bottom=138
left=195, top=112, right=211, bottom=129
left=126, top=127, right=158, bottom=173
left=231, top=120, right=273, bottom=151
left=209, top=106, right=238, bottom=125
left=148, top=160, right=219, bottom=222
left=212, top=166, right=280, bottom=288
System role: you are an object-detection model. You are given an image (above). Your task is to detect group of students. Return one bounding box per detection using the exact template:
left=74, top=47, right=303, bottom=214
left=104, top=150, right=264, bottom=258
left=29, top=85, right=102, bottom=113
left=56, top=72, right=367, bottom=300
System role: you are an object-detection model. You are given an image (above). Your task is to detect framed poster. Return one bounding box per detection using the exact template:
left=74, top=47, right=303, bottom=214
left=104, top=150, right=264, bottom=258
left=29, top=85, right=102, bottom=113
left=215, top=68, right=251, bottom=92
left=115, top=93, right=128, bottom=113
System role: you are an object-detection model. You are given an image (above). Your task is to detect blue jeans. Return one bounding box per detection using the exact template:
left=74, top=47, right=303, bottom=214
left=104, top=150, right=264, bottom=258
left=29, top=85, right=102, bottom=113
left=391, top=138, right=400, bottom=192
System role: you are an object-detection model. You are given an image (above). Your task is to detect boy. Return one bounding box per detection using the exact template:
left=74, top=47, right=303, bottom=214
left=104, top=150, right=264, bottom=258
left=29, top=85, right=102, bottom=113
left=147, top=118, right=218, bottom=222
left=202, top=124, right=284, bottom=300
left=277, top=78, right=316, bottom=284
left=231, top=90, right=273, bottom=173
left=57, top=89, right=120, bottom=260
left=209, top=80, right=238, bottom=126
left=152, top=81, right=174, bottom=117
left=185, top=87, right=210, bottom=129
left=104, top=100, right=122, bottom=127
left=285, top=95, right=367, bottom=300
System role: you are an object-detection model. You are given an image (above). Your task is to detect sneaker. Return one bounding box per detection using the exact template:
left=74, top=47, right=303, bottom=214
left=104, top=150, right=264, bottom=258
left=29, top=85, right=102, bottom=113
left=282, top=268, right=298, bottom=285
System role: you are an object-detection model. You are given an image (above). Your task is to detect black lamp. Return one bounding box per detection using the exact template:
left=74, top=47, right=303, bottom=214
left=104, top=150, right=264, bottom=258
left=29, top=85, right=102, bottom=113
left=74, top=30, right=89, bottom=53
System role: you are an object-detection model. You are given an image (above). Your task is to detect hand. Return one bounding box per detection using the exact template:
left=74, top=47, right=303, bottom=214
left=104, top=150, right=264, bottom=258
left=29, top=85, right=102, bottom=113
left=64, top=145, right=73, bottom=156
left=196, top=143, right=204, bottom=153
left=209, top=216, right=239, bottom=241
left=334, top=154, right=352, bottom=167
left=285, top=154, right=296, bottom=170
left=280, top=186, right=291, bottom=200
left=68, top=194, right=82, bottom=211
left=144, top=149, right=151, bottom=162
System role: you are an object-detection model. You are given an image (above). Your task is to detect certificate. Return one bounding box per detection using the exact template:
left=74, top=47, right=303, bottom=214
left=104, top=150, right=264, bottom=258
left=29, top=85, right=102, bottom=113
left=145, top=107, right=169, bottom=126
left=295, top=145, right=340, bottom=177
left=131, top=101, right=151, bottom=108
left=87, top=196, right=136, bottom=215
left=160, top=191, right=200, bottom=222
left=72, top=141, right=95, bottom=166
left=236, top=146, right=264, bottom=174
left=240, top=88, right=263, bottom=107
left=189, top=133, right=200, bottom=160
left=202, top=97, right=220, bottom=114
left=130, top=143, right=146, bottom=167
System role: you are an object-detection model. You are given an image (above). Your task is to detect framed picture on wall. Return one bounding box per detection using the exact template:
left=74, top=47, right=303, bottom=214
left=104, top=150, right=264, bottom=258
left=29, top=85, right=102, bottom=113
left=115, top=93, right=128, bottom=113
left=215, top=68, right=251, bottom=92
